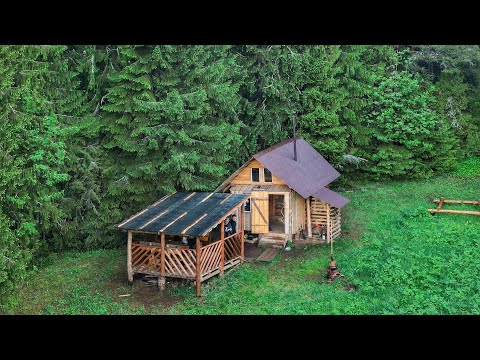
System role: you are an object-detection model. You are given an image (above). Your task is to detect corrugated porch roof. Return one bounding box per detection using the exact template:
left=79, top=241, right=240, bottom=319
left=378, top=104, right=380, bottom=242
left=116, top=192, right=249, bottom=236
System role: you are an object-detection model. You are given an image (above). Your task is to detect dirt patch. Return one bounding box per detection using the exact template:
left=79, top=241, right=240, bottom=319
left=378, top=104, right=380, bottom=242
left=131, top=300, right=143, bottom=308
left=306, top=273, right=325, bottom=283
left=104, top=267, right=130, bottom=293
left=345, top=227, right=363, bottom=240
left=105, top=272, right=184, bottom=309
left=305, top=268, right=356, bottom=290
left=244, top=242, right=264, bottom=261
left=316, top=274, right=358, bottom=291
left=341, top=219, right=364, bottom=240
left=129, top=283, right=182, bottom=309
left=281, top=248, right=306, bottom=260
left=343, top=280, right=357, bottom=292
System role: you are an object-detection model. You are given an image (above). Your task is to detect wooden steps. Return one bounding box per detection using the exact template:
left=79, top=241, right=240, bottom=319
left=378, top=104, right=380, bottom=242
left=258, top=233, right=287, bottom=248
left=256, top=248, right=281, bottom=262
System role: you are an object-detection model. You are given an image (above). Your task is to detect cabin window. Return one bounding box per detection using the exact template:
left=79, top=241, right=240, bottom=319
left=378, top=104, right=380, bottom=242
left=264, top=168, right=272, bottom=182
left=251, top=168, right=260, bottom=182
left=244, top=198, right=251, bottom=212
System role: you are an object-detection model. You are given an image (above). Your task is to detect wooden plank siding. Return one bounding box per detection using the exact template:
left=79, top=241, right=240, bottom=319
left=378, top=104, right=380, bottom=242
left=308, top=197, right=341, bottom=240
left=127, top=230, right=133, bottom=283
left=284, top=192, right=290, bottom=236
left=230, top=160, right=285, bottom=186
left=290, top=190, right=306, bottom=237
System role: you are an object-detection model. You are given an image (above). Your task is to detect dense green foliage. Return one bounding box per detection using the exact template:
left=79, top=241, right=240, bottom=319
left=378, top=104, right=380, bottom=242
left=2, top=174, right=478, bottom=315
left=101, top=46, right=243, bottom=228
left=369, top=62, right=455, bottom=178
left=1, top=45, right=479, bottom=295
left=0, top=46, right=69, bottom=290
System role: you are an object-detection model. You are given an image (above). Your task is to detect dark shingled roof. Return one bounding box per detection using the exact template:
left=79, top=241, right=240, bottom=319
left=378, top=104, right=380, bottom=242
left=254, top=138, right=344, bottom=200
left=116, top=192, right=249, bottom=236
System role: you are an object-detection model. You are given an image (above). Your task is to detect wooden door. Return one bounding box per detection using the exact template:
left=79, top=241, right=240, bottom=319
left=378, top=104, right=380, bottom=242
left=251, top=190, right=269, bottom=233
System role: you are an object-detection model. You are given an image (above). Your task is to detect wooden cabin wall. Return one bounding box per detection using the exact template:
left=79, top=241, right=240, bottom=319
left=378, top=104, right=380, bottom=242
left=308, top=198, right=342, bottom=240
left=290, top=191, right=306, bottom=237
left=244, top=209, right=251, bottom=231
left=284, top=192, right=290, bottom=235
left=230, top=160, right=285, bottom=185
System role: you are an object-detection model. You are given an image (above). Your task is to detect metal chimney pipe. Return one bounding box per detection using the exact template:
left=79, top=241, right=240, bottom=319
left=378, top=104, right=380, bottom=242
left=293, top=111, right=297, bottom=161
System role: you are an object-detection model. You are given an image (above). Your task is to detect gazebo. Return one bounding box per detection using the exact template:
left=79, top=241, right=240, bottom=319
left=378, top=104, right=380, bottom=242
left=116, top=192, right=249, bottom=296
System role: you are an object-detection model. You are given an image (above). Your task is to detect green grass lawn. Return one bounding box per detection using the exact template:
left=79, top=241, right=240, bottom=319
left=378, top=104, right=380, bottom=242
left=1, top=172, right=479, bottom=314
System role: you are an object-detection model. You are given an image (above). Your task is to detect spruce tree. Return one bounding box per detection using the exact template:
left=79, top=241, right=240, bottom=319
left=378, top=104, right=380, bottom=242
left=235, top=45, right=304, bottom=160
left=0, top=45, right=69, bottom=292
left=101, top=45, right=243, bottom=221
left=339, top=45, right=395, bottom=171
left=50, top=45, right=116, bottom=250
left=368, top=53, right=455, bottom=178
left=300, top=45, right=347, bottom=164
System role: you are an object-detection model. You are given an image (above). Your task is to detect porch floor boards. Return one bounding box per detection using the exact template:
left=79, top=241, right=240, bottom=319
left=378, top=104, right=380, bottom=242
left=256, top=247, right=281, bottom=262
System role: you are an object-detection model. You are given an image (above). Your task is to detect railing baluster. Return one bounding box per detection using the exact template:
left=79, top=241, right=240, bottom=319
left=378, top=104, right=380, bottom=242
left=131, top=237, right=242, bottom=278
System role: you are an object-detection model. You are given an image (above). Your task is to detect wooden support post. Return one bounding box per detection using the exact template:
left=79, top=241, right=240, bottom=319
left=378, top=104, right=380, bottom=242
left=158, top=233, right=166, bottom=291
left=220, top=219, right=225, bottom=277
left=157, top=276, right=166, bottom=291
left=127, top=230, right=133, bottom=283
left=429, top=197, right=480, bottom=216
left=436, top=197, right=445, bottom=211
left=434, top=199, right=480, bottom=205
left=428, top=209, right=480, bottom=216
left=306, top=197, right=312, bottom=238
left=196, top=236, right=201, bottom=297
left=326, top=204, right=331, bottom=244
left=240, top=204, right=245, bottom=262
left=286, top=192, right=291, bottom=237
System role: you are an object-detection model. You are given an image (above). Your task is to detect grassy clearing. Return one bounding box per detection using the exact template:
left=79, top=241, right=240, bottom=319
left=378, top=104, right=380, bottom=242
left=173, top=176, right=479, bottom=315
left=0, top=249, right=144, bottom=315
left=1, top=171, right=479, bottom=315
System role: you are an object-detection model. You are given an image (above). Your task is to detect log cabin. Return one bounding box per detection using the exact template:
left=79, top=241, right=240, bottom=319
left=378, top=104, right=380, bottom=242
left=215, top=137, right=349, bottom=248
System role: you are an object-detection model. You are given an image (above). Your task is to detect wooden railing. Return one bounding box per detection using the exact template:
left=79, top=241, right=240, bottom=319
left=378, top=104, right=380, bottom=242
left=224, top=233, right=241, bottom=261
left=164, top=247, right=196, bottom=278
left=131, top=243, right=161, bottom=273
left=200, top=241, right=223, bottom=276
left=131, top=232, right=243, bottom=279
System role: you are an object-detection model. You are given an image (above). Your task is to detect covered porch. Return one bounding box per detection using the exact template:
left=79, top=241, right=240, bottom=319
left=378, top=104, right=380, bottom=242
left=117, top=192, right=249, bottom=296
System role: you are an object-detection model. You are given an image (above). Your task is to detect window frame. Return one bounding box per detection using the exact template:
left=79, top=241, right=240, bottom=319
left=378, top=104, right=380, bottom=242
left=264, top=168, right=273, bottom=182
left=251, top=167, right=260, bottom=182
